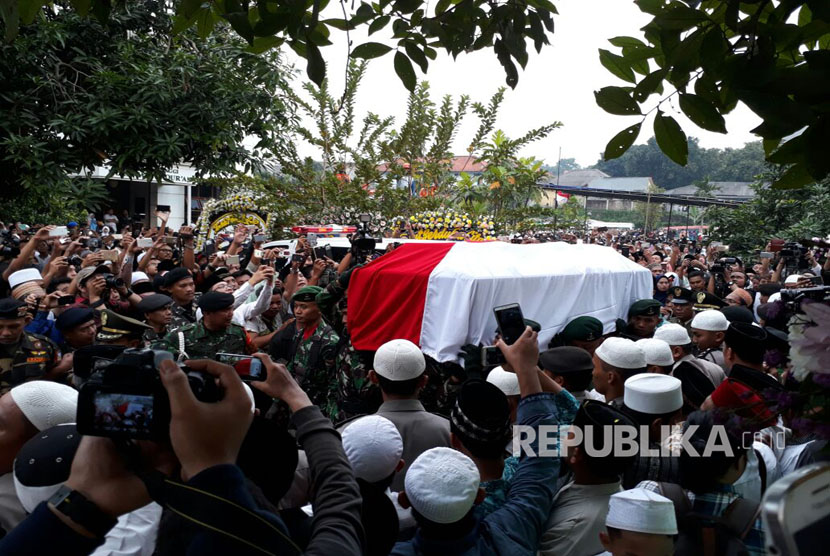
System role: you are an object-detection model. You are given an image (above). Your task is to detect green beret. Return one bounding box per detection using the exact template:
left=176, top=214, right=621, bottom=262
left=558, top=316, right=603, bottom=343
left=628, top=299, right=662, bottom=318
left=293, top=286, right=323, bottom=303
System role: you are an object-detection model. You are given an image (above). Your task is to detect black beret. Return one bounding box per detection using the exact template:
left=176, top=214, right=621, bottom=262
left=764, top=326, right=789, bottom=355
left=152, top=273, right=167, bottom=291
left=55, top=307, right=95, bottom=331
left=0, top=297, right=28, bottom=320
left=157, top=259, right=177, bottom=273
left=539, top=346, right=594, bottom=375
left=628, top=299, right=661, bottom=317
left=673, top=361, right=716, bottom=407
left=694, top=290, right=727, bottom=310
left=132, top=281, right=155, bottom=295
left=13, top=424, right=80, bottom=490
left=96, top=309, right=151, bottom=341
left=670, top=287, right=694, bottom=304
left=197, top=291, right=234, bottom=312
left=136, top=293, right=174, bottom=314
left=720, top=306, right=755, bottom=324
left=162, top=267, right=192, bottom=288
left=758, top=284, right=781, bottom=297
left=451, top=379, right=511, bottom=444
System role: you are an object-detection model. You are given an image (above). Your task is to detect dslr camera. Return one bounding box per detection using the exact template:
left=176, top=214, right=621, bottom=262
left=0, top=230, right=20, bottom=258
left=77, top=348, right=221, bottom=440
left=354, top=213, right=377, bottom=251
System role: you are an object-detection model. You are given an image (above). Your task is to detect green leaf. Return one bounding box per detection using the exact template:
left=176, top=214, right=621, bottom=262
left=322, top=18, right=351, bottom=31
left=196, top=7, right=215, bottom=38
left=19, top=0, right=42, bottom=24
left=678, top=93, right=727, bottom=133
left=599, top=49, right=636, bottom=83
left=594, top=86, right=642, bottom=116
left=394, top=51, right=416, bottom=91
left=0, top=0, right=19, bottom=41
left=632, top=68, right=667, bottom=102
left=653, top=111, right=688, bottom=165
left=404, top=41, right=428, bottom=73
left=772, top=164, right=814, bottom=190
left=762, top=138, right=781, bottom=158
left=247, top=36, right=283, bottom=54
left=635, top=0, right=664, bottom=16
left=171, top=13, right=196, bottom=35
left=368, top=15, right=390, bottom=35
left=91, top=0, right=111, bottom=24
left=604, top=123, right=642, bottom=161
left=435, top=0, right=451, bottom=15
left=351, top=41, right=393, bottom=59
left=654, top=5, right=710, bottom=30
left=609, top=36, right=646, bottom=48
left=306, top=40, right=326, bottom=86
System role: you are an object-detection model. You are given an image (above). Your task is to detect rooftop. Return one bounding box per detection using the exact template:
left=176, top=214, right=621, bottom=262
left=670, top=181, right=756, bottom=199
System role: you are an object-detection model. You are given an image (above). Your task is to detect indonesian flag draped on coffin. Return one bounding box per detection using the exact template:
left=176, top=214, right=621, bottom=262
left=347, top=242, right=653, bottom=363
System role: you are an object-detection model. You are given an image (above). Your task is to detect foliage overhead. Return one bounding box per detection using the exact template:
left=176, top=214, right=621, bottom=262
left=593, top=137, right=766, bottom=189
left=2, top=0, right=560, bottom=92
left=596, top=0, right=830, bottom=190
left=0, top=1, right=295, bottom=223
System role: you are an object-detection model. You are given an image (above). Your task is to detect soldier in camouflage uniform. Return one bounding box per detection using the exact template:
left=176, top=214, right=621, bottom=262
left=314, top=267, right=379, bottom=421
left=160, top=268, right=198, bottom=330
left=160, top=292, right=252, bottom=360
left=136, top=294, right=174, bottom=348
left=0, top=298, right=67, bottom=394
left=287, top=286, right=339, bottom=415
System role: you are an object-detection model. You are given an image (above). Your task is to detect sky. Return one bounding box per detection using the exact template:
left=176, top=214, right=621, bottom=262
left=284, top=0, right=762, bottom=168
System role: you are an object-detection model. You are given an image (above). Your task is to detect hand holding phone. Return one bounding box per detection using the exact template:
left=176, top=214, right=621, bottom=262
left=494, top=303, right=525, bottom=345
left=215, top=353, right=264, bottom=382
left=49, top=226, right=68, bottom=237
left=225, top=255, right=240, bottom=266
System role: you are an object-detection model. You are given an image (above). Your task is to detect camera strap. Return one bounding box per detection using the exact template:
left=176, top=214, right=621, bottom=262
left=138, top=470, right=301, bottom=556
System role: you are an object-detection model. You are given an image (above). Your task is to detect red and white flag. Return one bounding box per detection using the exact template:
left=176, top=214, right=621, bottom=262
left=347, top=242, right=651, bottom=362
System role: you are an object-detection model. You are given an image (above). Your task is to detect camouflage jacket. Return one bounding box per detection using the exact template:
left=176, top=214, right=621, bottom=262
left=169, top=298, right=198, bottom=331
left=161, top=321, right=252, bottom=361
left=288, top=320, right=339, bottom=413
left=0, top=332, right=60, bottom=395
left=330, top=335, right=379, bottom=422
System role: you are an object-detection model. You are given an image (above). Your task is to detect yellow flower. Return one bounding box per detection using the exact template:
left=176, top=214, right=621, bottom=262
left=490, top=181, right=500, bottom=190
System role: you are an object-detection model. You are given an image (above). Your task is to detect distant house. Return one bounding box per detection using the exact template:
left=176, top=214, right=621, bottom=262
left=378, top=155, right=487, bottom=193
left=669, top=181, right=756, bottom=201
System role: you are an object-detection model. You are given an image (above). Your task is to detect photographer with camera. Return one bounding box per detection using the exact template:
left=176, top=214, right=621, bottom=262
left=0, top=351, right=364, bottom=556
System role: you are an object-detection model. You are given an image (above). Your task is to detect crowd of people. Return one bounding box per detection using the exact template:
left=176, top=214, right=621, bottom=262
left=0, top=213, right=826, bottom=555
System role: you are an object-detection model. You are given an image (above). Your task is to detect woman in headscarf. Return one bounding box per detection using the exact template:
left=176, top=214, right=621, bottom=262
left=653, top=274, right=671, bottom=305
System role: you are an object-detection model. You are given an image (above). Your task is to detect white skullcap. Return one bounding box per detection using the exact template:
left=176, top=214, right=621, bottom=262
left=595, top=337, right=646, bottom=369
left=606, top=488, right=678, bottom=535
left=784, top=274, right=802, bottom=285
left=691, top=309, right=729, bottom=332
left=654, top=323, right=691, bottom=346
left=485, top=366, right=520, bottom=396
left=624, top=373, right=683, bottom=415
left=10, top=381, right=78, bottom=431
left=8, top=268, right=42, bottom=290
left=404, top=447, right=480, bottom=524
left=635, top=338, right=675, bottom=367
left=131, top=271, right=150, bottom=285
left=342, top=415, right=403, bottom=483
left=373, top=339, right=425, bottom=381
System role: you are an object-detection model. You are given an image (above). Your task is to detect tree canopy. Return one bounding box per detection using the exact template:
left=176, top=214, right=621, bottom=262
left=596, top=0, right=830, bottom=190
left=593, top=136, right=766, bottom=189
left=2, top=0, right=559, bottom=92
left=0, top=1, right=294, bottom=222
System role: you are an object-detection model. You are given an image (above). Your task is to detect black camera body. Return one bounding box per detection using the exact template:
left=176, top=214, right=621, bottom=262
left=77, top=348, right=221, bottom=440
left=0, top=230, right=21, bottom=258
left=104, top=274, right=125, bottom=290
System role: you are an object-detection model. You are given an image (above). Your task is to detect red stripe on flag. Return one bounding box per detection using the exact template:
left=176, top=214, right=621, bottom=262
left=347, top=243, right=455, bottom=351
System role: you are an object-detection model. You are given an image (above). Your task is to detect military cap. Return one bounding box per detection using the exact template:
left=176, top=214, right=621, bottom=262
left=556, top=316, right=603, bottom=343
left=539, top=346, right=594, bottom=375
left=672, top=361, right=716, bottom=407
left=669, top=287, right=693, bottom=304
left=96, top=310, right=152, bottom=341
left=0, top=298, right=28, bottom=320
left=136, top=293, right=174, bottom=314
left=197, top=291, right=234, bottom=312
left=294, top=285, right=323, bottom=303
left=55, top=307, right=95, bottom=332
left=720, top=305, right=755, bottom=324
left=693, top=290, right=727, bottom=310
left=162, top=267, right=192, bottom=288
left=628, top=299, right=661, bottom=318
